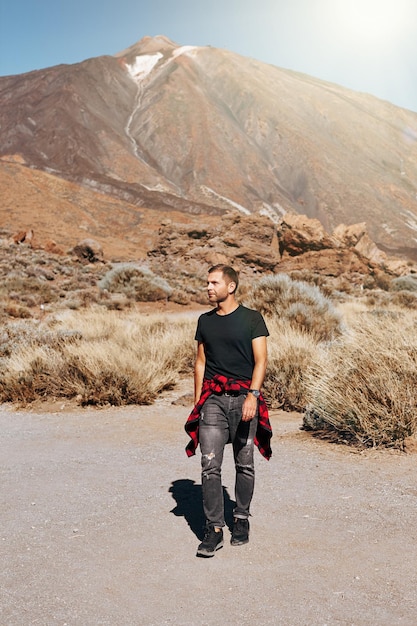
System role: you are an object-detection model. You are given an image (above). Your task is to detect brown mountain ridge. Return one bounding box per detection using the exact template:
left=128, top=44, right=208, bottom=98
left=1, top=35, right=417, bottom=261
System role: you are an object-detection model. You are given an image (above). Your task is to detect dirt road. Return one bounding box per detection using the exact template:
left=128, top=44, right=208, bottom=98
left=1, top=383, right=417, bottom=625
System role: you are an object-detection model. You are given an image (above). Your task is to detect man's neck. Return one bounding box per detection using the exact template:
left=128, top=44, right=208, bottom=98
left=216, top=297, right=239, bottom=316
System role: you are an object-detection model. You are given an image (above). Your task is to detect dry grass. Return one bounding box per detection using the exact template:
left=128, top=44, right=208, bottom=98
left=303, top=310, right=417, bottom=448
left=98, top=263, right=173, bottom=302
left=244, top=274, right=344, bottom=341
left=0, top=310, right=195, bottom=406
left=2, top=242, right=417, bottom=451
left=263, top=318, right=318, bottom=411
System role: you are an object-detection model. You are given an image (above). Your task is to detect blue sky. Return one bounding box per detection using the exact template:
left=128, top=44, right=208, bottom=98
left=1, top=0, right=417, bottom=112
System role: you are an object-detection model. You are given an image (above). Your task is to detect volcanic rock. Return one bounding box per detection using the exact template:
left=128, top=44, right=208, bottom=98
left=149, top=212, right=411, bottom=287
left=12, top=229, right=34, bottom=245
left=277, top=214, right=337, bottom=256
left=149, top=213, right=280, bottom=278
left=332, top=223, right=368, bottom=247
left=276, top=214, right=410, bottom=278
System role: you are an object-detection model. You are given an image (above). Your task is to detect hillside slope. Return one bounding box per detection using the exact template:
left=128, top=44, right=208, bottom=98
left=1, top=35, right=417, bottom=257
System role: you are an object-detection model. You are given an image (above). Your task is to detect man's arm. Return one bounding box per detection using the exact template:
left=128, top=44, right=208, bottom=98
left=194, top=341, right=206, bottom=405
left=242, top=335, right=268, bottom=422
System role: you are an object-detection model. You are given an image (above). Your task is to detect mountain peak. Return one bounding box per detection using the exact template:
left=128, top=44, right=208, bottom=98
left=1, top=38, right=417, bottom=260
left=115, top=35, right=179, bottom=61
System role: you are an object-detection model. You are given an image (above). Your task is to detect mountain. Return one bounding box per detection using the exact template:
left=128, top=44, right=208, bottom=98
left=1, top=35, right=417, bottom=260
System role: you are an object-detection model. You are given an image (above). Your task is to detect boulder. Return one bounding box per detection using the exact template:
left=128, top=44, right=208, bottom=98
left=72, top=238, right=104, bottom=263
left=11, top=229, right=34, bottom=245
left=276, top=214, right=412, bottom=279
left=277, top=214, right=337, bottom=256
left=332, top=222, right=367, bottom=247
left=277, top=248, right=371, bottom=277
left=42, top=240, right=65, bottom=255
left=149, top=212, right=280, bottom=274
left=333, top=223, right=388, bottom=266
left=353, top=232, right=387, bottom=266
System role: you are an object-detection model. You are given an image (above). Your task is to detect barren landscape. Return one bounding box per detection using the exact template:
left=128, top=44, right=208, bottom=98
left=1, top=378, right=417, bottom=626
left=2, top=32, right=417, bottom=626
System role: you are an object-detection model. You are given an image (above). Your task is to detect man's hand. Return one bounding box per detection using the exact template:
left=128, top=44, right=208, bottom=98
left=241, top=392, right=258, bottom=422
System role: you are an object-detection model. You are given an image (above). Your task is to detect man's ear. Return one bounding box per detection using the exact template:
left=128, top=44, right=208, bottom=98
left=228, top=281, right=236, bottom=294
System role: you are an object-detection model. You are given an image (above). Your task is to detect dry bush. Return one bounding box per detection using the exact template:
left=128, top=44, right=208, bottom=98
left=363, top=291, right=392, bottom=308
left=100, top=293, right=132, bottom=311
left=99, top=263, right=173, bottom=302
left=363, top=288, right=417, bottom=310
left=303, top=311, right=417, bottom=448
left=0, top=310, right=195, bottom=406
left=244, top=274, right=344, bottom=341
left=288, top=269, right=326, bottom=287
left=169, top=289, right=191, bottom=305
left=390, top=275, right=417, bottom=292
left=373, top=272, right=392, bottom=291
left=1, top=275, right=54, bottom=305
left=2, top=302, right=33, bottom=319
left=391, top=291, right=417, bottom=309
left=263, top=318, right=318, bottom=411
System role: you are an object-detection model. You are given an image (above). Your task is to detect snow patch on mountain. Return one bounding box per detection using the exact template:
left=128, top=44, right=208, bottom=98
left=127, top=53, right=163, bottom=81
left=259, top=202, right=286, bottom=223
left=401, top=209, right=417, bottom=232
left=200, top=186, right=250, bottom=215
left=172, top=46, right=199, bottom=59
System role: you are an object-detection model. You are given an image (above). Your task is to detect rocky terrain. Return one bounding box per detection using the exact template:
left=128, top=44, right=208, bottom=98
left=1, top=209, right=413, bottom=322
left=1, top=35, right=417, bottom=263
left=148, top=212, right=413, bottom=293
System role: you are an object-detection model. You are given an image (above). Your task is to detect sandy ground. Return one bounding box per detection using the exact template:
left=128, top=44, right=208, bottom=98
left=1, top=381, right=417, bottom=626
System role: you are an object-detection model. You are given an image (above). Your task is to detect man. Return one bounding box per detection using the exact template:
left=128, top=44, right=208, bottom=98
left=185, top=264, right=272, bottom=558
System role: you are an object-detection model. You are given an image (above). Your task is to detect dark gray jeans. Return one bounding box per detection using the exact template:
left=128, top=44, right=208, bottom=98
left=199, top=393, right=258, bottom=528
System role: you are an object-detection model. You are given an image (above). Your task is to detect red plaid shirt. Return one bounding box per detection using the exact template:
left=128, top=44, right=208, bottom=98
left=184, top=374, right=272, bottom=460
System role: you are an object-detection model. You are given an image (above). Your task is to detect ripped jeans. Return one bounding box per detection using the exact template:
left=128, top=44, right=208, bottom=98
left=199, top=393, right=258, bottom=529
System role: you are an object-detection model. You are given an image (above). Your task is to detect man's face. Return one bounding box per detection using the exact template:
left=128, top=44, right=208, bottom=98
left=207, top=271, right=234, bottom=304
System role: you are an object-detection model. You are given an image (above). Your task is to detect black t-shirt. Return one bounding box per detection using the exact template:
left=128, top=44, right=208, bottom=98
left=195, top=305, right=269, bottom=380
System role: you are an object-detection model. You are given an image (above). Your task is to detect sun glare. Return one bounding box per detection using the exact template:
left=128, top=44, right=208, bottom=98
left=320, top=0, right=414, bottom=47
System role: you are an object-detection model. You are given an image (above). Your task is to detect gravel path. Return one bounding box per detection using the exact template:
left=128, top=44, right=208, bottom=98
left=1, top=385, right=417, bottom=626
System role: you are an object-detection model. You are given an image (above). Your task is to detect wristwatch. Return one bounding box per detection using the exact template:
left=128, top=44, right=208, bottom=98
left=248, top=389, right=261, bottom=398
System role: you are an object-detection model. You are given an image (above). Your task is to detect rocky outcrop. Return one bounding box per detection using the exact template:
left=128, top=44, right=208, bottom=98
left=277, top=214, right=338, bottom=256
left=149, top=212, right=413, bottom=286
left=277, top=214, right=411, bottom=278
left=149, top=212, right=280, bottom=278
left=42, top=240, right=65, bottom=255
left=332, top=222, right=367, bottom=247
left=11, top=229, right=34, bottom=245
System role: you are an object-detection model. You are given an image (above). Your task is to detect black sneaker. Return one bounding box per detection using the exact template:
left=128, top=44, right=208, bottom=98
left=196, top=527, right=224, bottom=557
left=231, top=518, right=250, bottom=546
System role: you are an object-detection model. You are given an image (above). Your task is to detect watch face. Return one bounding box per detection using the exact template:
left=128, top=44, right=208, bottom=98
left=250, top=390, right=260, bottom=398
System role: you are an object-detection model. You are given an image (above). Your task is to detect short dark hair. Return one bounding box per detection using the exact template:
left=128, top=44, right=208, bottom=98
left=208, top=264, right=239, bottom=292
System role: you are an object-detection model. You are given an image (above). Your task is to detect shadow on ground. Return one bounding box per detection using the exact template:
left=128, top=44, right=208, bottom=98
left=169, top=479, right=235, bottom=539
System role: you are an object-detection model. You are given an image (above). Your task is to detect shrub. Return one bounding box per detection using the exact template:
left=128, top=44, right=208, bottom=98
left=99, top=263, right=173, bottom=302
left=363, top=291, right=392, bottom=308
left=0, top=310, right=195, bottom=406
left=288, top=269, right=326, bottom=287
left=391, top=291, right=417, bottom=309
left=373, top=272, right=391, bottom=291
left=303, top=311, right=417, bottom=448
left=244, top=274, right=344, bottom=341
left=169, top=289, right=191, bottom=305
left=3, top=303, right=32, bottom=319
left=263, top=318, right=318, bottom=411
left=390, top=275, right=417, bottom=292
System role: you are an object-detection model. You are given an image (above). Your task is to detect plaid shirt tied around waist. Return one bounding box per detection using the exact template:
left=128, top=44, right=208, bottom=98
left=184, top=374, right=272, bottom=460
